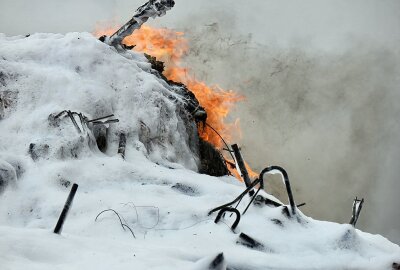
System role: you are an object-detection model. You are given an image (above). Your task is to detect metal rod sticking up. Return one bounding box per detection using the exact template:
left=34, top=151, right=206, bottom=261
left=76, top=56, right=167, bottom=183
left=67, top=110, right=82, bottom=133
left=231, top=144, right=254, bottom=196
left=54, top=183, right=78, bottom=234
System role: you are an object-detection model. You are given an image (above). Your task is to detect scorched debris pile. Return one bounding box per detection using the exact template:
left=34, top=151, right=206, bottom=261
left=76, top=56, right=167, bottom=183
left=99, top=0, right=230, bottom=177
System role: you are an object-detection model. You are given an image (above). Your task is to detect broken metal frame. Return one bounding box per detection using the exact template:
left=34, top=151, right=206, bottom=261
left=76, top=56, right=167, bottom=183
left=54, top=110, right=119, bottom=134
left=209, top=165, right=298, bottom=230
left=349, top=197, right=364, bottom=227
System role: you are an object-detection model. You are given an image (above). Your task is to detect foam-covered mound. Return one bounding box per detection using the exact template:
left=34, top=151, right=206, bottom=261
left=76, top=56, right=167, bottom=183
left=0, top=32, right=198, bottom=170
left=0, top=33, right=399, bottom=270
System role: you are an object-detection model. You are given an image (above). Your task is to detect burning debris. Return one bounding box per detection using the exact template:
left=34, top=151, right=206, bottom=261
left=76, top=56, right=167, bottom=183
left=97, top=0, right=232, bottom=176
left=101, top=0, right=175, bottom=48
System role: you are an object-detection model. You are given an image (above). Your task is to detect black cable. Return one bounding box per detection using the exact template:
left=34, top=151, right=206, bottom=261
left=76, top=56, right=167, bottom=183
left=95, top=209, right=136, bottom=239
left=204, top=122, right=236, bottom=162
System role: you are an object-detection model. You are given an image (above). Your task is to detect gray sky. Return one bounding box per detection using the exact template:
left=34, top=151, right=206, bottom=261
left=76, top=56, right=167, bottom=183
left=1, top=0, right=399, bottom=47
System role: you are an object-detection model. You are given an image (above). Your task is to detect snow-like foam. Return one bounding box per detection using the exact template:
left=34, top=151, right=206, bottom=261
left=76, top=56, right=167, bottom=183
left=0, top=32, right=399, bottom=269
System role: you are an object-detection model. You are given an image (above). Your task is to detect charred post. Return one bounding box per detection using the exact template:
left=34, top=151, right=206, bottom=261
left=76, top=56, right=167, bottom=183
left=54, top=183, right=78, bottom=234
left=231, top=144, right=254, bottom=195
left=118, top=133, right=127, bottom=159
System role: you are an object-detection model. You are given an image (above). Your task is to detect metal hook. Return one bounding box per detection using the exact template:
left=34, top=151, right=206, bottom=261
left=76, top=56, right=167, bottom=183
left=259, top=166, right=296, bottom=216
left=214, top=207, right=241, bottom=231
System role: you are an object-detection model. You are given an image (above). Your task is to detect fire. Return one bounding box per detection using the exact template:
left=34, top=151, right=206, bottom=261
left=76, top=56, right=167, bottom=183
left=94, top=25, right=258, bottom=179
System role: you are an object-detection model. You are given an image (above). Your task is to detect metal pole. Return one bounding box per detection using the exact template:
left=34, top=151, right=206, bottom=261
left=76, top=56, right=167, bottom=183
left=231, top=144, right=254, bottom=196
left=54, top=183, right=78, bottom=234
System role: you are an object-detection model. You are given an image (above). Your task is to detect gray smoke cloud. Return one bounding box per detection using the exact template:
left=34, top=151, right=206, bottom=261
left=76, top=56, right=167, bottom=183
left=169, top=1, right=400, bottom=243
left=181, top=26, right=400, bottom=243
left=1, top=0, right=399, bottom=243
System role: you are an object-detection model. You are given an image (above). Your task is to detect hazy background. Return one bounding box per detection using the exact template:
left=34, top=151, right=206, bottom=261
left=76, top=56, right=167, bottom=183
left=1, top=0, right=399, bottom=243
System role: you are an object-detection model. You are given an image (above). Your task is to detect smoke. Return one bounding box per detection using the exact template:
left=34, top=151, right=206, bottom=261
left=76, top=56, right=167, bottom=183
left=1, top=0, right=399, bottom=243
left=182, top=26, right=400, bottom=242
left=169, top=2, right=400, bottom=243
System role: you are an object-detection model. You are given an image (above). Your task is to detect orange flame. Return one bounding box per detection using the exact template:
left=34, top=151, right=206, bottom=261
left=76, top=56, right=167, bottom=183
left=94, top=25, right=258, bottom=179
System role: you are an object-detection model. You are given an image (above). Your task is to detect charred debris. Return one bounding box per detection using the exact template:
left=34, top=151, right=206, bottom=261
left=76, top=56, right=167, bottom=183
left=99, top=0, right=227, bottom=177
left=98, top=0, right=371, bottom=246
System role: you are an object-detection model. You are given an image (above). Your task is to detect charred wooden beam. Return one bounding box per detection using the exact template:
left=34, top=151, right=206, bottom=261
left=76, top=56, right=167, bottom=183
left=54, top=183, right=78, bottom=234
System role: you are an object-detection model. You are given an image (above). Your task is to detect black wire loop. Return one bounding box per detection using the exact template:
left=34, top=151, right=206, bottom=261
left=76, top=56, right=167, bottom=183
left=214, top=207, right=241, bottom=231
left=208, top=165, right=297, bottom=220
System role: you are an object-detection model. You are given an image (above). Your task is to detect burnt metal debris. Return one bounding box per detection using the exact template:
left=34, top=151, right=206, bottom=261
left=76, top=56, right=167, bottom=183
left=349, top=197, right=364, bottom=227
left=231, top=144, right=254, bottom=196
left=118, top=133, right=127, bottom=159
left=209, top=165, right=300, bottom=230
left=236, top=233, right=265, bottom=251
left=52, top=110, right=119, bottom=133
left=54, top=183, right=78, bottom=234
left=102, top=0, right=175, bottom=48
left=214, top=207, right=241, bottom=231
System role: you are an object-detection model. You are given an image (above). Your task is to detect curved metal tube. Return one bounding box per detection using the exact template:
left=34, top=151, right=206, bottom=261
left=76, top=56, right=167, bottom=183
left=259, top=166, right=296, bottom=215
left=208, top=166, right=297, bottom=217
left=214, top=207, right=241, bottom=231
